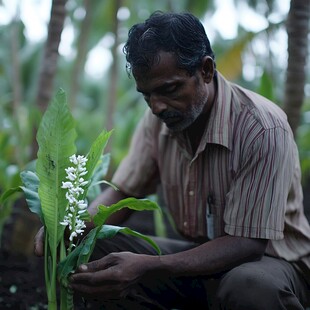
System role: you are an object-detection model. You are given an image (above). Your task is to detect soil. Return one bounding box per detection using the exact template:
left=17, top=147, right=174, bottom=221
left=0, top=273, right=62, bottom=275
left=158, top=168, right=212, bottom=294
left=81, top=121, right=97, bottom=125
left=1, top=183, right=310, bottom=310
left=0, top=250, right=46, bottom=309
left=0, top=202, right=162, bottom=310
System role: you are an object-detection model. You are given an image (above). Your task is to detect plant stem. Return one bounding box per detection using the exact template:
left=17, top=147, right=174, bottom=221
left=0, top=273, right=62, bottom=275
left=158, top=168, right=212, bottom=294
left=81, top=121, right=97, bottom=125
left=59, top=237, right=74, bottom=310
left=45, top=231, right=57, bottom=309
left=48, top=300, right=57, bottom=310
left=60, top=285, right=74, bottom=310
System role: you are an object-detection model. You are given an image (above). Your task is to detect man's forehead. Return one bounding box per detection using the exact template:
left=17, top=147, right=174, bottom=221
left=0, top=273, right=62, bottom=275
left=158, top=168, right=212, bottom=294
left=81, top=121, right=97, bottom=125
left=133, top=52, right=189, bottom=82
left=133, top=68, right=188, bottom=93
left=133, top=52, right=177, bottom=73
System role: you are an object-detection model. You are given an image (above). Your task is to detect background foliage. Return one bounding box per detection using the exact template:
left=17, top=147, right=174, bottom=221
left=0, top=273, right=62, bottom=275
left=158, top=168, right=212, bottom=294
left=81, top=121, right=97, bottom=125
left=0, top=0, right=309, bottom=251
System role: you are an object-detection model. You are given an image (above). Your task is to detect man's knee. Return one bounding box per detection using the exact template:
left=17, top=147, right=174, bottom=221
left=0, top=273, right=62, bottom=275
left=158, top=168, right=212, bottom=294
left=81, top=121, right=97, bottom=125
left=216, top=263, right=299, bottom=310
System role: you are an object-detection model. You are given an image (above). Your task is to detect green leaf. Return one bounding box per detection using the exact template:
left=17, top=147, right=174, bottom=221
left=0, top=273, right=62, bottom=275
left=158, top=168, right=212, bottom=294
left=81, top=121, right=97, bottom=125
left=36, top=89, right=77, bottom=250
left=0, top=171, right=43, bottom=223
left=58, top=228, right=98, bottom=287
left=217, top=32, right=255, bottom=81
left=258, top=70, right=274, bottom=101
left=97, top=225, right=161, bottom=255
left=84, top=130, right=113, bottom=195
left=20, top=171, right=43, bottom=222
left=94, top=198, right=160, bottom=227
left=87, top=153, right=112, bottom=201
left=79, top=210, right=92, bottom=222
left=0, top=187, right=22, bottom=205
left=89, top=180, right=118, bottom=191
left=58, top=224, right=161, bottom=287
left=92, top=153, right=111, bottom=181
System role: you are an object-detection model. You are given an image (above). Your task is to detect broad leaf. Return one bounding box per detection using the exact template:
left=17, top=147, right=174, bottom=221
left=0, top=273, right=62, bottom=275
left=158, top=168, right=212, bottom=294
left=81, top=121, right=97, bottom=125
left=20, top=171, right=43, bottom=222
left=58, top=228, right=98, bottom=287
left=0, top=187, right=22, bottom=205
left=89, top=180, right=118, bottom=191
left=0, top=171, right=42, bottom=222
left=36, top=89, right=77, bottom=251
left=87, top=153, right=112, bottom=201
left=97, top=225, right=161, bottom=255
left=84, top=130, right=113, bottom=196
left=94, top=198, right=160, bottom=227
left=58, top=224, right=161, bottom=287
left=217, top=32, right=255, bottom=81
left=92, top=154, right=111, bottom=181
left=258, top=70, right=275, bottom=101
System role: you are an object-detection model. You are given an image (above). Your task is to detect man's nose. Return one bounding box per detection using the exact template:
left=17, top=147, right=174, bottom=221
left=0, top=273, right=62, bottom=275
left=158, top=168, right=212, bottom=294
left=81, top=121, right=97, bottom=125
left=149, top=94, right=167, bottom=115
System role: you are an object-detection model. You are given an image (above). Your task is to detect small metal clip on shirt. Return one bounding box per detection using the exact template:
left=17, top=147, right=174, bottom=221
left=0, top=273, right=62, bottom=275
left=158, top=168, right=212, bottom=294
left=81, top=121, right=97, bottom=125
left=206, top=193, right=215, bottom=240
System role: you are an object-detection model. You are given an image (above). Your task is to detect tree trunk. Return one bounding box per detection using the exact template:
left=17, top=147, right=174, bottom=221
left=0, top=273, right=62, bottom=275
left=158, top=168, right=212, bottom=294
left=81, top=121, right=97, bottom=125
left=69, top=0, right=96, bottom=110
left=10, top=16, right=24, bottom=166
left=283, top=0, right=310, bottom=137
left=35, top=0, right=67, bottom=112
left=105, top=0, right=122, bottom=153
left=31, top=0, right=67, bottom=159
left=10, top=18, right=22, bottom=118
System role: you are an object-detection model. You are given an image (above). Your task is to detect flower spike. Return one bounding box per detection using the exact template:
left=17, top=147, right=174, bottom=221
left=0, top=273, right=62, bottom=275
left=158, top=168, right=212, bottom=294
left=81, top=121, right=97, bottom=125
left=60, top=154, right=89, bottom=250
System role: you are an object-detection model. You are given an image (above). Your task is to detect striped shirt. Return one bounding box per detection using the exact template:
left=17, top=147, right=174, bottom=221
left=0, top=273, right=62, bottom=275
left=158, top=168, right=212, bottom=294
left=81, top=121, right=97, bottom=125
left=112, top=72, right=310, bottom=272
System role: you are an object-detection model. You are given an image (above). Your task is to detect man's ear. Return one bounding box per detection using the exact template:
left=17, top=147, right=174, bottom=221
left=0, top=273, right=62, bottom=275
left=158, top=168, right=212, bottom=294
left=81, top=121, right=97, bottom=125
left=201, top=56, right=214, bottom=83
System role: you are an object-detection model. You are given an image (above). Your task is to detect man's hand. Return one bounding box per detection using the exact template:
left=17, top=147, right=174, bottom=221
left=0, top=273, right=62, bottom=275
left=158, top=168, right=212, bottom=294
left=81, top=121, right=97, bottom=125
left=34, top=226, right=45, bottom=257
left=69, top=252, right=158, bottom=300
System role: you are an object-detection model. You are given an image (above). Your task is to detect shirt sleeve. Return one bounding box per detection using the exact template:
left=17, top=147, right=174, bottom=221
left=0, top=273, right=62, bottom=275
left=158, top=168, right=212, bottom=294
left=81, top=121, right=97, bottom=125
left=112, top=110, right=160, bottom=197
left=224, top=126, right=295, bottom=240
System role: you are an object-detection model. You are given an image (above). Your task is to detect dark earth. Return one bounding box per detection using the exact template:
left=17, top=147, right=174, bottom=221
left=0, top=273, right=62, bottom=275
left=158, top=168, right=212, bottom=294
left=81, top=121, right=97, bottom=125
left=0, top=197, right=170, bottom=309
left=1, top=183, right=310, bottom=310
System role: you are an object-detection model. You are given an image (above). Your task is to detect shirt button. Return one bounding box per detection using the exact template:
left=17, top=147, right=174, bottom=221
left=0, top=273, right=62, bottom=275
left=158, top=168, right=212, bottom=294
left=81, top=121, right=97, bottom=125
left=189, top=190, right=194, bottom=196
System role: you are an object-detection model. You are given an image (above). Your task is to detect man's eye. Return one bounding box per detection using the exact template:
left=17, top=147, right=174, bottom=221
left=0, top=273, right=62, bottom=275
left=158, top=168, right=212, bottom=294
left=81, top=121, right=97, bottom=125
left=163, top=86, right=177, bottom=94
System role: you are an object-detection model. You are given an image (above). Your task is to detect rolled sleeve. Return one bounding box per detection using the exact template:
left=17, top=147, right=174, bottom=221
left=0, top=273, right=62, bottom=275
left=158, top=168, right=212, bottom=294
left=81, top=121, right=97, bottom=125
left=112, top=111, right=160, bottom=197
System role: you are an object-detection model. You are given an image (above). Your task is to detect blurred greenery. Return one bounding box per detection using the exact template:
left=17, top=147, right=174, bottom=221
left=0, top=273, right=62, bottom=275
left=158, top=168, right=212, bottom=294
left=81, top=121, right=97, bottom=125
left=0, top=0, right=309, bottom=246
left=297, top=101, right=310, bottom=184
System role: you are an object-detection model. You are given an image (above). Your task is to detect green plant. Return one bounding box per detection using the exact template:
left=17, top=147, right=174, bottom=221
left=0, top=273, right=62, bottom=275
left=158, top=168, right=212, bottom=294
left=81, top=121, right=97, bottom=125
left=297, top=107, right=310, bottom=184
left=0, top=106, right=34, bottom=248
left=1, top=89, right=160, bottom=310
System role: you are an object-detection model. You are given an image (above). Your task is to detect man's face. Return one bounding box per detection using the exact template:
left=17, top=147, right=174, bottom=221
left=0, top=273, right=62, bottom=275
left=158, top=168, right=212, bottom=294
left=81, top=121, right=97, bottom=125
left=133, top=51, right=209, bottom=132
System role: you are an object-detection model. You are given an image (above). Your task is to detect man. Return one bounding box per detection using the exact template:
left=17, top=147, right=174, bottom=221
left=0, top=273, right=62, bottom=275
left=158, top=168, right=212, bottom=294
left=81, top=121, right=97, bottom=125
left=35, top=12, right=310, bottom=309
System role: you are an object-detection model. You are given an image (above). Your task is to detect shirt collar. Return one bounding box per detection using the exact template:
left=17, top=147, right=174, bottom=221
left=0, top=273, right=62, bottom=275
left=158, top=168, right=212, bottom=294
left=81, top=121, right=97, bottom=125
left=203, top=72, right=236, bottom=151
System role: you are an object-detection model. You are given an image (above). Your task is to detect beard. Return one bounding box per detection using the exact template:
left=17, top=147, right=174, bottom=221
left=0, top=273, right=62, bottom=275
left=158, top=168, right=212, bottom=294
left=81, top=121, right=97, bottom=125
left=158, top=96, right=207, bottom=132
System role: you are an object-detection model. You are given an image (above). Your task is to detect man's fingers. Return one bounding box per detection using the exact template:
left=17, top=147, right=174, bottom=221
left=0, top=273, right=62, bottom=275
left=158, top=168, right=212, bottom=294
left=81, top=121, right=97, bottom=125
left=34, top=226, right=44, bottom=257
left=72, top=268, right=116, bottom=285
left=77, top=254, right=116, bottom=273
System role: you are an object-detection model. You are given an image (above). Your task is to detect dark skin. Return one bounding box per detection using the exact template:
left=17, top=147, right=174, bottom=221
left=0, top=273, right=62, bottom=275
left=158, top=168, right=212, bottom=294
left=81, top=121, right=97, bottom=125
left=134, top=52, right=215, bottom=152
left=34, top=51, right=268, bottom=299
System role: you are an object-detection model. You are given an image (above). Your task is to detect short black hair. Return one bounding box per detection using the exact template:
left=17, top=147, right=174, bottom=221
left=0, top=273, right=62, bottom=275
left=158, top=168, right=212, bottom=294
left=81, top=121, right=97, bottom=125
left=123, top=11, right=216, bottom=76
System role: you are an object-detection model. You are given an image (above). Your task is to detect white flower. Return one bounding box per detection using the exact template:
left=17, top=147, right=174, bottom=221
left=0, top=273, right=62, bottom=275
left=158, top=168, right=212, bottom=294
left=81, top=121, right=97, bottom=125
left=77, top=200, right=87, bottom=209
left=60, top=154, right=89, bottom=250
left=65, top=167, right=75, bottom=173
left=69, top=232, right=77, bottom=241
left=62, top=181, right=73, bottom=189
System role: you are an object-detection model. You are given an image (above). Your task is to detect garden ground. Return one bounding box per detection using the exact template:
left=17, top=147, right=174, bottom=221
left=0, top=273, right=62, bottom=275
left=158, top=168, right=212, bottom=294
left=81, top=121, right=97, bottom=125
left=0, top=201, right=159, bottom=309
left=1, top=182, right=310, bottom=309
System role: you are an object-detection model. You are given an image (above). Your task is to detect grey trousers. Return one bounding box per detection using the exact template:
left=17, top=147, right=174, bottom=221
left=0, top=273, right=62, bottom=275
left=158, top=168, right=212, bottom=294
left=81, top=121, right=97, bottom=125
left=85, top=234, right=310, bottom=310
